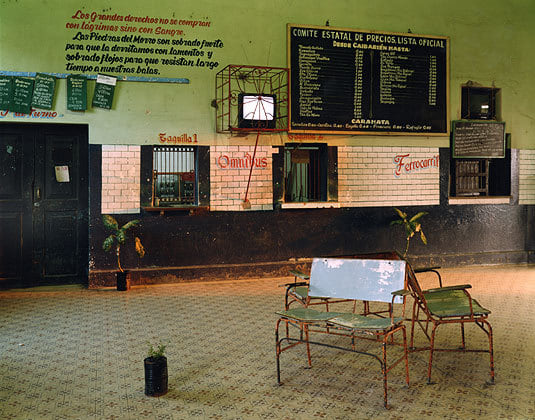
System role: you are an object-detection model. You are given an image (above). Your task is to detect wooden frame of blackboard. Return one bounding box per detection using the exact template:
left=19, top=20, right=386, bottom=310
left=287, top=23, right=450, bottom=136
left=452, top=120, right=506, bottom=159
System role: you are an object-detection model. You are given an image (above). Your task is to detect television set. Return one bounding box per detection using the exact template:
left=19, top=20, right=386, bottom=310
left=238, top=93, right=276, bottom=129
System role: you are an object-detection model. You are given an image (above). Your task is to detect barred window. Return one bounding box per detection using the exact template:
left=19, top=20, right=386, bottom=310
left=284, top=144, right=327, bottom=202
left=152, top=146, right=197, bottom=206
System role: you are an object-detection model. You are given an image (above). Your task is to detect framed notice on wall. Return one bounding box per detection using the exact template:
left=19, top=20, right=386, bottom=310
left=288, top=24, right=449, bottom=135
left=452, top=120, right=506, bottom=158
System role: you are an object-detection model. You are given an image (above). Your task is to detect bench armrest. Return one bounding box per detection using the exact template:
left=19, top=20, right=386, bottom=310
left=413, top=266, right=441, bottom=273
left=289, top=269, right=310, bottom=280
left=424, top=284, right=472, bottom=293
left=279, top=281, right=309, bottom=288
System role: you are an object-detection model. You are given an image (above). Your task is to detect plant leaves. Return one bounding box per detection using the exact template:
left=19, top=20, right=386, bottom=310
left=390, top=220, right=403, bottom=226
left=102, top=235, right=115, bottom=252
left=393, top=207, right=407, bottom=220
left=116, top=229, right=126, bottom=244
left=102, top=214, right=118, bottom=231
left=122, top=219, right=140, bottom=231
left=135, top=237, right=145, bottom=258
left=420, top=229, right=428, bottom=245
left=409, top=211, right=428, bottom=223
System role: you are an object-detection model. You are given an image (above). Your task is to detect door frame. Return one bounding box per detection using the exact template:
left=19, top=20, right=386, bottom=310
left=0, top=122, right=89, bottom=288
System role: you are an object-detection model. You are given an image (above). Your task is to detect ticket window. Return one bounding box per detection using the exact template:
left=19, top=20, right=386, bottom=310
left=451, top=86, right=510, bottom=198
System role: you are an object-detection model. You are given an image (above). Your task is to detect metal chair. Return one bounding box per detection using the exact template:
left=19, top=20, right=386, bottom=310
left=405, top=262, right=495, bottom=384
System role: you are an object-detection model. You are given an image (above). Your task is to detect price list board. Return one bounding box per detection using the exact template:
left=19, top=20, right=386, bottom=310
left=288, top=24, right=449, bottom=135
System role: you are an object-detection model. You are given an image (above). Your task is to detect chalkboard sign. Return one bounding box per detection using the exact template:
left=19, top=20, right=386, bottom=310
left=31, top=73, right=56, bottom=110
left=288, top=24, right=449, bottom=135
left=452, top=120, right=505, bottom=158
left=92, top=74, right=116, bottom=110
left=0, top=76, right=13, bottom=110
left=67, top=75, right=87, bottom=111
left=9, top=77, right=34, bottom=114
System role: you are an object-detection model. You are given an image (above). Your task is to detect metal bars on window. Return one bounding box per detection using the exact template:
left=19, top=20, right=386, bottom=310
left=152, top=146, right=196, bottom=206
left=455, top=159, right=489, bottom=196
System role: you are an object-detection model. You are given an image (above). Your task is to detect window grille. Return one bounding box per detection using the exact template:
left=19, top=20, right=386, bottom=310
left=284, top=145, right=324, bottom=202
left=455, top=159, right=489, bottom=196
left=152, top=146, right=196, bottom=206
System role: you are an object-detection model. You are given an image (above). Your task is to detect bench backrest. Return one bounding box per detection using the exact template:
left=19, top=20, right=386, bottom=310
left=308, top=258, right=406, bottom=303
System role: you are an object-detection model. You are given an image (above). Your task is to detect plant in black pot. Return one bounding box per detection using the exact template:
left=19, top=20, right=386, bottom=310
left=102, top=214, right=145, bottom=291
left=144, top=342, right=168, bottom=397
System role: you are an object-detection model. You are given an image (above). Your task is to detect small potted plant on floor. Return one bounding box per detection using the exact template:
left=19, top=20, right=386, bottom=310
left=102, top=214, right=145, bottom=291
left=144, top=342, right=168, bottom=397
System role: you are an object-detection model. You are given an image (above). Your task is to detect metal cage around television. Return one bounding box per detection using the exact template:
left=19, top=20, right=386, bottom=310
left=215, top=65, right=289, bottom=134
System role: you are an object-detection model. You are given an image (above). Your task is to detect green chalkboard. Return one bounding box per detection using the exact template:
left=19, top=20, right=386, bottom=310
left=10, top=77, right=34, bottom=114
left=32, top=73, right=56, bottom=110
left=0, top=76, right=13, bottom=110
left=67, top=75, right=87, bottom=111
left=92, top=74, right=116, bottom=109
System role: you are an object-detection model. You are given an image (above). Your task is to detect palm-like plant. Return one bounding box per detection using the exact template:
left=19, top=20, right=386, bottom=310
left=102, top=215, right=145, bottom=272
left=390, top=207, right=428, bottom=258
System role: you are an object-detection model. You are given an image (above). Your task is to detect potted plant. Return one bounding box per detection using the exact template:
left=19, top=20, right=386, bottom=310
left=144, top=342, right=168, bottom=397
left=390, top=207, right=428, bottom=258
left=102, top=214, right=145, bottom=291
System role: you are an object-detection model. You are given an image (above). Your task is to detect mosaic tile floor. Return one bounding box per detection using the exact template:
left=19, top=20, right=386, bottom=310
left=0, top=265, right=534, bottom=419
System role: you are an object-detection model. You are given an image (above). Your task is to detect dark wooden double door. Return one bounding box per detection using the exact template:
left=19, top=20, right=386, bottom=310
left=0, top=124, right=88, bottom=287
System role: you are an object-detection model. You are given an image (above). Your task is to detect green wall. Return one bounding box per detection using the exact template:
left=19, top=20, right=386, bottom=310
left=1, top=0, right=534, bottom=148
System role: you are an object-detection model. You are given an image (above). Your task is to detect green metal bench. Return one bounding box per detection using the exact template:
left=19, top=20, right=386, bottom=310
left=276, top=257, right=410, bottom=409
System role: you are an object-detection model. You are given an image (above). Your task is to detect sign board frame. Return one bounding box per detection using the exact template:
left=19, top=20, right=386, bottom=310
left=451, top=120, right=506, bottom=159
left=287, top=23, right=450, bottom=136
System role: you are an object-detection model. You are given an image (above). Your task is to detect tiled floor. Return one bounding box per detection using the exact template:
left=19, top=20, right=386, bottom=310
left=0, top=264, right=534, bottom=419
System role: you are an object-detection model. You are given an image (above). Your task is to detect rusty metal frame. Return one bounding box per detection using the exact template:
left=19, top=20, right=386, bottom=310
left=275, top=310, right=409, bottom=409
left=405, top=264, right=495, bottom=385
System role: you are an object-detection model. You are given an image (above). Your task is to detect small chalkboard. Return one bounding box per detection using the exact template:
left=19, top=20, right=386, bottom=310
left=9, top=77, right=34, bottom=114
left=0, top=76, right=13, bottom=110
left=32, top=73, right=56, bottom=110
left=452, top=120, right=506, bottom=158
left=67, top=75, right=87, bottom=111
left=92, top=74, right=116, bottom=110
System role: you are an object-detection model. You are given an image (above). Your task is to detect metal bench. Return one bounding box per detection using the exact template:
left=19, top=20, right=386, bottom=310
left=275, top=257, right=410, bottom=408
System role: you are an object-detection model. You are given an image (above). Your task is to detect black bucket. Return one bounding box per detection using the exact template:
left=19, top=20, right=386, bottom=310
left=144, top=356, right=168, bottom=396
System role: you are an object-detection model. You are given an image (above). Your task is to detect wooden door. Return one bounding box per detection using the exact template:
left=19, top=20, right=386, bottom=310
left=0, top=124, right=88, bottom=287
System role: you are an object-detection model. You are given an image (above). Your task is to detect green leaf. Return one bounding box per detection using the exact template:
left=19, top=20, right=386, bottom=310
left=102, top=214, right=118, bottom=231
left=116, top=229, right=126, bottom=244
left=102, top=235, right=115, bottom=252
left=393, top=207, right=407, bottom=220
left=390, top=220, right=403, bottom=226
left=409, top=211, right=428, bottom=223
left=122, top=219, right=140, bottom=231
left=420, top=229, right=428, bottom=245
